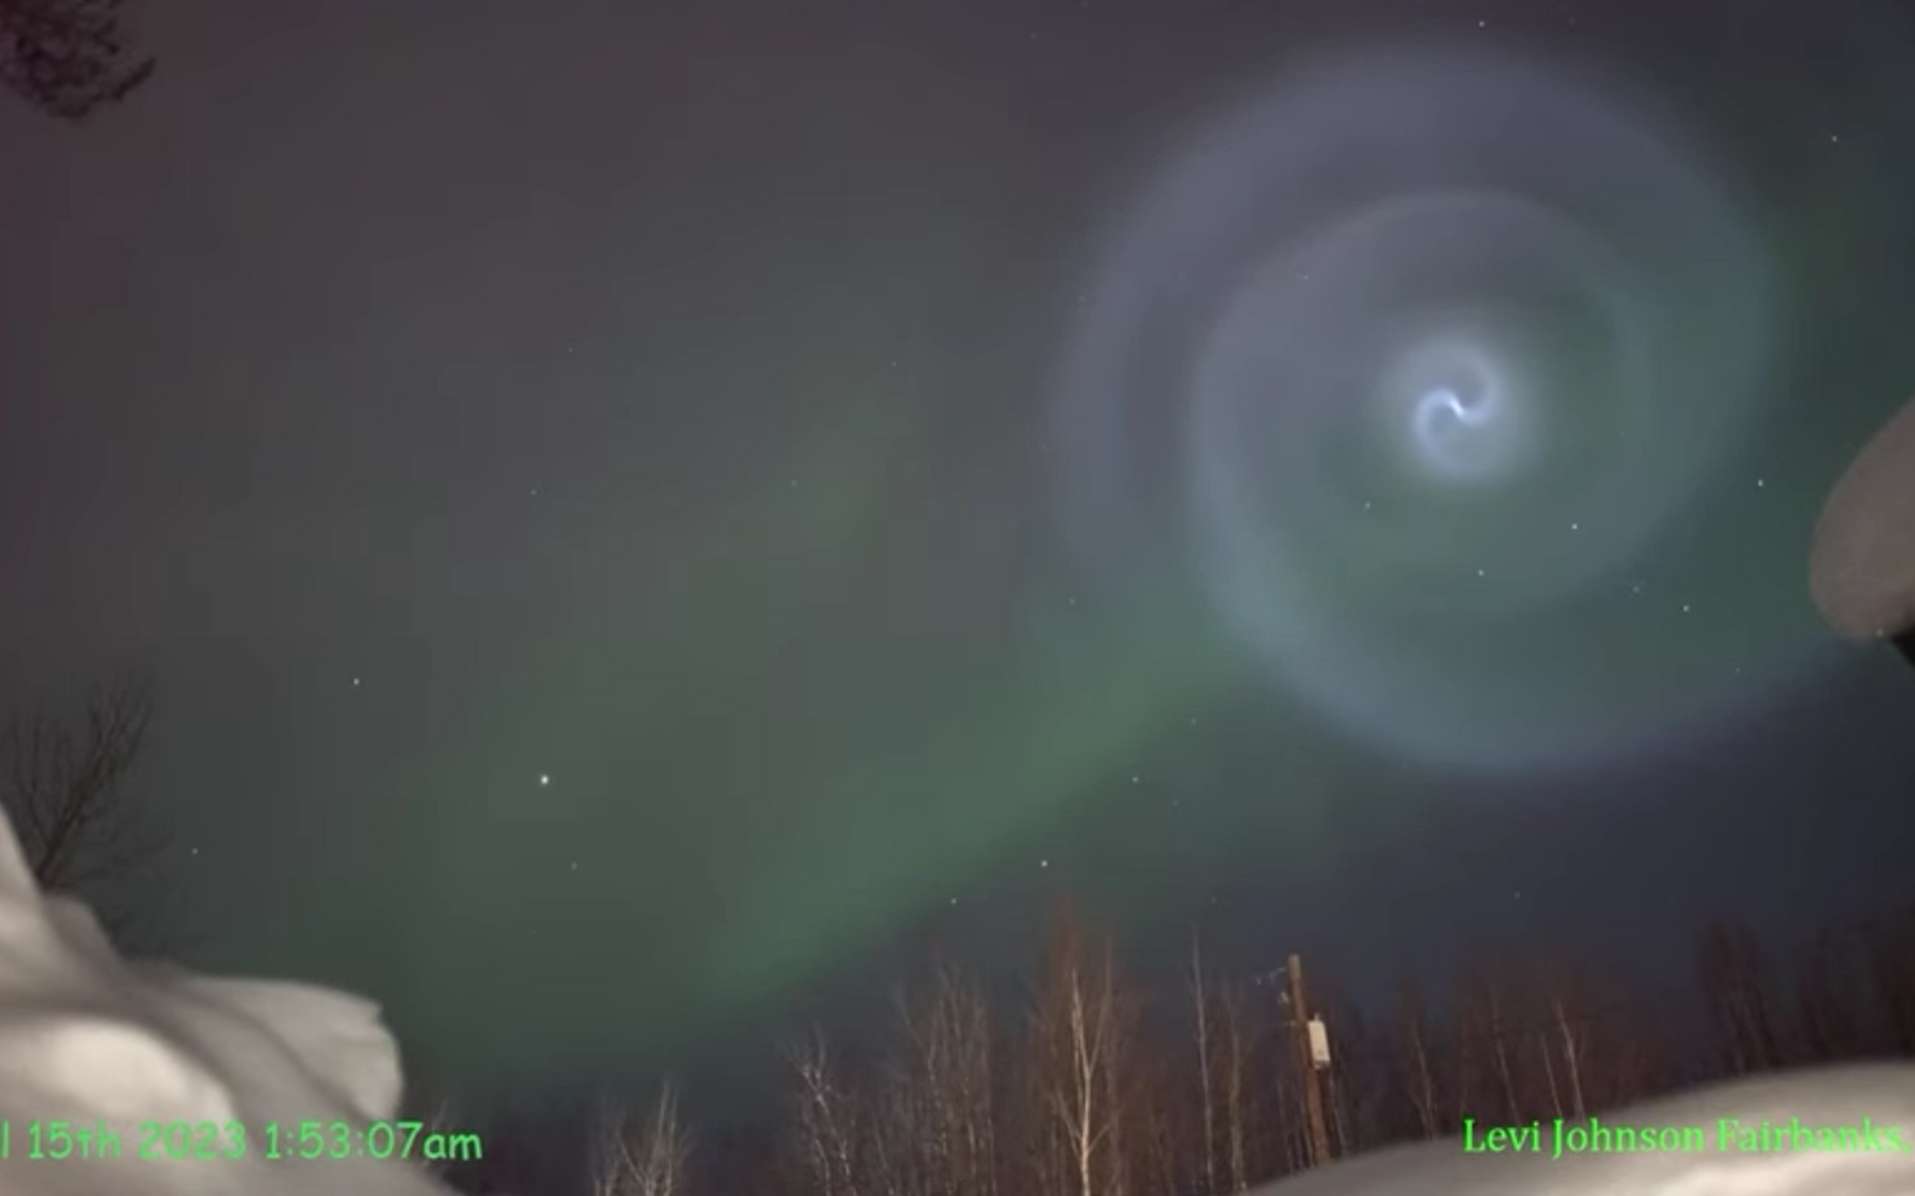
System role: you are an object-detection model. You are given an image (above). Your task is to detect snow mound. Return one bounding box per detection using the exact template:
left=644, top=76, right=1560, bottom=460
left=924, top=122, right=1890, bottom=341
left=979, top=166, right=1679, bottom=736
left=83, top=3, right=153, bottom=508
left=0, top=810, right=453, bottom=1195
left=1256, top=1061, right=1915, bottom=1195
left=1811, top=395, right=1915, bottom=640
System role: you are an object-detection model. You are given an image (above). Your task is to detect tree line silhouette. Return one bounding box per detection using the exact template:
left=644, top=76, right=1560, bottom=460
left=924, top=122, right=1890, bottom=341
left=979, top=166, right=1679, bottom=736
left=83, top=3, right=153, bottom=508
left=579, top=897, right=1915, bottom=1196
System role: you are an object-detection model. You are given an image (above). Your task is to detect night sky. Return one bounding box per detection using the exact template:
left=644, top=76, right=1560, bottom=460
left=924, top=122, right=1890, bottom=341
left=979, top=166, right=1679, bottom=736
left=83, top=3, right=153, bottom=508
left=5, top=0, right=1915, bottom=1145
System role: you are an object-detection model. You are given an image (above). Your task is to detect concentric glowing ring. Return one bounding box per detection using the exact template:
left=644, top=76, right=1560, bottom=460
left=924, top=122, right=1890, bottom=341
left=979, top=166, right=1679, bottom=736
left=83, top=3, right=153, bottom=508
left=1052, top=45, right=1784, bottom=769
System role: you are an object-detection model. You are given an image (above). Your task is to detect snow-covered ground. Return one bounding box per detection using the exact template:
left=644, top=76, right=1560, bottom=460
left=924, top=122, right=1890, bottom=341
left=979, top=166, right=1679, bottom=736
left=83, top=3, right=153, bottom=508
left=8, top=785, right=1913, bottom=1196
left=0, top=811, right=453, bottom=1195
left=1259, top=1061, right=1915, bottom=1195
left=1812, top=394, right=1915, bottom=642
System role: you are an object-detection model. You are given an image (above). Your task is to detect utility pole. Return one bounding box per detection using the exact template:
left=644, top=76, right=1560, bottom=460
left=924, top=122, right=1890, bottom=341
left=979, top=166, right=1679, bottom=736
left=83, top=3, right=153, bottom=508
left=1286, top=953, right=1335, bottom=1168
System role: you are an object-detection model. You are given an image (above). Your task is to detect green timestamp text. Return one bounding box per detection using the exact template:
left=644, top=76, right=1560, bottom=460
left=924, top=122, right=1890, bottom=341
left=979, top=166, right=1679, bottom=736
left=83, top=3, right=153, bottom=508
left=0, top=1118, right=483, bottom=1163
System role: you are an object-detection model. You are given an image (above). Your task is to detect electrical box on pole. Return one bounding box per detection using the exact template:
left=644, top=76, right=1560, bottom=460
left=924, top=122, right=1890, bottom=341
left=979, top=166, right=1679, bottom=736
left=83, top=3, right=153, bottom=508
left=1308, top=1015, right=1331, bottom=1069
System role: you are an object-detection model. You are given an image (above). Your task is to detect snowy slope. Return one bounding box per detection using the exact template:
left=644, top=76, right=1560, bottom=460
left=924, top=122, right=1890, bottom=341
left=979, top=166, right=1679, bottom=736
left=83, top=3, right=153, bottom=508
left=8, top=808, right=1912, bottom=1196
left=0, top=811, right=453, bottom=1195
left=1257, top=1062, right=1915, bottom=1195
left=1811, top=394, right=1915, bottom=640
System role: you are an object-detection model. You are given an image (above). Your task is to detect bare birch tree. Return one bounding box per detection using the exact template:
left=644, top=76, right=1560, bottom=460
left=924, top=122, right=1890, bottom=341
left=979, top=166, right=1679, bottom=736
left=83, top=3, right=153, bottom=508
left=1187, top=935, right=1217, bottom=1195
left=878, top=962, right=999, bottom=1196
left=592, top=1081, right=693, bottom=1196
left=787, top=1028, right=865, bottom=1196
left=1549, top=995, right=1588, bottom=1122
left=1217, top=981, right=1255, bottom=1191
left=1394, top=978, right=1441, bottom=1139
left=1455, top=961, right=1522, bottom=1124
left=1029, top=906, right=1130, bottom=1196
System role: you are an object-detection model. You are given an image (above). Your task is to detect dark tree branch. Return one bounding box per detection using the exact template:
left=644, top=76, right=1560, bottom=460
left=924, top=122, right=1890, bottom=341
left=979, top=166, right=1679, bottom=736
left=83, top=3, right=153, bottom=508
left=0, top=0, right=154, bottom=120
left=1, top=675, right=162, bottom=937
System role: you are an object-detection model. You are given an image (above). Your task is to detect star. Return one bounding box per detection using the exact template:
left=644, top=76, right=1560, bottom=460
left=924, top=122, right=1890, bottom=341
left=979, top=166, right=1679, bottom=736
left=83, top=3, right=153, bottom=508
left=1040, top=858, right=1050, bottom=869
left=351, top=676, right=361, bottom=687
left=1755, top=477, right=1766, bottom=488
left=539, top=774, right=551, bottom=787
left=1130, top=773, right=1140, bottom=784
left=1476, top=567, right=1487, bottom=577
left=1681, top=603, right=1692, bottom=614
left=1569, top=521, right=1580, bottom=531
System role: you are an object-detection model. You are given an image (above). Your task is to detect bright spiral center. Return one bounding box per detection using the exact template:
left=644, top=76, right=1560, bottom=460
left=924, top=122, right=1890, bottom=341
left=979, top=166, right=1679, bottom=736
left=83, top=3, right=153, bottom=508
left=1395, top=338, right=1526, bottom=484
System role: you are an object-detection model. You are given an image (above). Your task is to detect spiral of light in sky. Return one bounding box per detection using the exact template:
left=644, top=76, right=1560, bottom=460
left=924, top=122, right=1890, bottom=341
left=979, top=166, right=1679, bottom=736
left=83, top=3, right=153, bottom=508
left=1053, top=45, right=1800, bottom=770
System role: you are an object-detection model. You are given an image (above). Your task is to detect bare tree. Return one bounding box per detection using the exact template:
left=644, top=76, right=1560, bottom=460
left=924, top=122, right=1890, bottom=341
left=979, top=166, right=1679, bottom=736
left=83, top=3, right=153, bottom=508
left=863, top=962, right=1000, bottom=1196
left=592, top=1081, right=693, bottom=1196
left=1454, top=961, right=1521, bottom=1124
left=0, top=0, right=153, bottom=119
left=864, top=1065, right=921, bottom=1196
left=1549, top=995, right=1588, bottom=1122
left=1696, top=919, right=1783, bottom=1074
left=1187, top=935, right=1217, bottom=1195
left=1270, top=1030, right=1300, bottom=1175
left=1595, top=999, right=1670, bottom=1112
left=1172, top=950, right=1258, bottom=1193
left=1393, top=978, right=1441, bottom=1139
left=1797, top=929, right=1866, bottom=1061
left=787, top=1028, right=865, bottom=1196
left=1217, top=981, right=1253, bottom=1192
left=901, top=963, right=999, bottom=1196
left=1126, top=1034, right=1182, bottom=1196
left=1, top=676, right=162, bottom=927
left=1029, top=906, right=1131, bottom=1196
left=1316, top=986, right=1391, bottom=1165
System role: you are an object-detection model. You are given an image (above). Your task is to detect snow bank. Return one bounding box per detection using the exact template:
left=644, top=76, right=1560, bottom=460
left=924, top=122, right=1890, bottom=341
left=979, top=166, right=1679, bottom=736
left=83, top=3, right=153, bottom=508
left=1811, top=395, right=1915, bottom=641
left=0, top=810, right=453, bottom=1194
left=1257, top=1061, right=1915, bottom=1194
